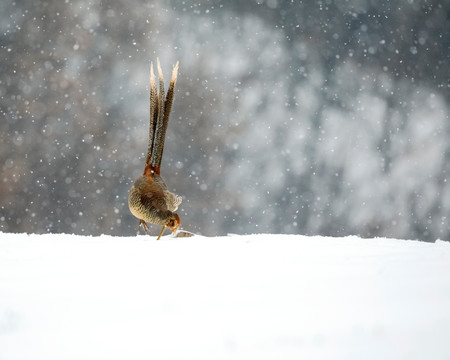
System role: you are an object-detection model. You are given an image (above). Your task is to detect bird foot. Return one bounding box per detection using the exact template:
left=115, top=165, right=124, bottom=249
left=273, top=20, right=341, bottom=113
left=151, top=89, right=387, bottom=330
left=138, top=219, right=150, bottom=234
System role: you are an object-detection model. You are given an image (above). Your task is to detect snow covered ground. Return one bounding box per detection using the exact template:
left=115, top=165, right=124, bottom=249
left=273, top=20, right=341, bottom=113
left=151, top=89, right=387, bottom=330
left=0, top=233, right=449, bottom=360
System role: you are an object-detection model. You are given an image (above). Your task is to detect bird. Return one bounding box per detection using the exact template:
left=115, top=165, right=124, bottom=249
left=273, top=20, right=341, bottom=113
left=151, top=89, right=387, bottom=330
left=128, top=59, right=182, bottom=240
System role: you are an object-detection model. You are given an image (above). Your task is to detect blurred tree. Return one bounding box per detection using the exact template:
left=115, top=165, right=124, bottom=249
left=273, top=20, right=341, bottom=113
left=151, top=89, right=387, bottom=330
left=1, top=0, right=449, bottom=241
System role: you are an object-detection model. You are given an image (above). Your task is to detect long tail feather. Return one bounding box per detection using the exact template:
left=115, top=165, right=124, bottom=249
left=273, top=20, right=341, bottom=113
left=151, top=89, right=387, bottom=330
left=156, top=61, right=178, bottom=170
left=145, top=62, right=158, bottom=172
left=150, top=59, right=179, bottom=174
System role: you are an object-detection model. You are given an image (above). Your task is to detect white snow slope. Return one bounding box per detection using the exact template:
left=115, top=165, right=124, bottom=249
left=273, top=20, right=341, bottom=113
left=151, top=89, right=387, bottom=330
left=0, top=233, right=449, bottom=360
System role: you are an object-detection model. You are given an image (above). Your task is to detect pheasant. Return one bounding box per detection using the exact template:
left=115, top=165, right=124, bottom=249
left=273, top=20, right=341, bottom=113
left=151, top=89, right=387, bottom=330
left=128, top=59, right=183, bottom=239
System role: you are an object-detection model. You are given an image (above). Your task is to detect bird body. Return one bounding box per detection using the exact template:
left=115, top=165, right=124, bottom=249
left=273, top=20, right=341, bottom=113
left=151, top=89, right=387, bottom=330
left=128, top=173, right=181, bottom=229
left=128, top=59, right=182, bottom=239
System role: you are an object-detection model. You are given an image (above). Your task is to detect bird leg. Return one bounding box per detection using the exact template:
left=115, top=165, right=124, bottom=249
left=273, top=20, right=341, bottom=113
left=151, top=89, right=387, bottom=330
left=139, top=219, right=166, bottom=240
left=157, top=225, right=166, bottom=240
left=138, top=219, right=150, bottom=234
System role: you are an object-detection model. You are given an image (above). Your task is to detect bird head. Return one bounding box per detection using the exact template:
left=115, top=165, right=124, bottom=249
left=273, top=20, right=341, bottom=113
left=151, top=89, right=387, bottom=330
left=166, top=213, right=180, bottom=234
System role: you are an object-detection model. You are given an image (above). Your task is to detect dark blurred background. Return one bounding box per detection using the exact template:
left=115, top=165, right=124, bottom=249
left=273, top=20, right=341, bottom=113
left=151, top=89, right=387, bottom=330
left=1, top=0, right=449, bottom=241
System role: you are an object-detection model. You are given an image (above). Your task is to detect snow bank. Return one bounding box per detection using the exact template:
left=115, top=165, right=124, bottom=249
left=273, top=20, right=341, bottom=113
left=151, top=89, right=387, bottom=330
left=1, top=233, right=449, bottom=360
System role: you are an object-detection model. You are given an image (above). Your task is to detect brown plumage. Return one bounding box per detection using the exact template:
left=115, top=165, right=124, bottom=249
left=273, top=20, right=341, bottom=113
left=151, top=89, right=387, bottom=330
left=128, top=59, right=182, bottom=239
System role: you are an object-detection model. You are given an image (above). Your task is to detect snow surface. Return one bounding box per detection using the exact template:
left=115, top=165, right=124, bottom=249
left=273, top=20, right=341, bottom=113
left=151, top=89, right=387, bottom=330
left=1, top=233, right=449, bottom=360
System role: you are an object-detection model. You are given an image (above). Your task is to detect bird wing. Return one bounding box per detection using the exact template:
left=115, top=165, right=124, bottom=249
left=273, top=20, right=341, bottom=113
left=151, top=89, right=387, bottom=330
left=141, top=192, right=168, bottom=212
